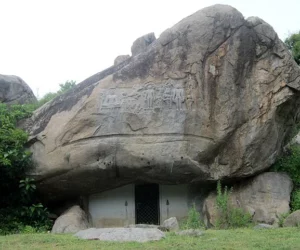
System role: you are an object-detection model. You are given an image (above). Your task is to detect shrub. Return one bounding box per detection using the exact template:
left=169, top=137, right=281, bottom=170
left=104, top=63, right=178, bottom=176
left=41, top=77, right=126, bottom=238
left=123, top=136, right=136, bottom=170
left=278, top=212, right=290, bottom=227
left=291, top=189, right=300, bottom=211
left=215, top=181, right=252, bottom=229
left=184, top=203, right=204, bottom=229
left=272, top=145, right=300, bottom=211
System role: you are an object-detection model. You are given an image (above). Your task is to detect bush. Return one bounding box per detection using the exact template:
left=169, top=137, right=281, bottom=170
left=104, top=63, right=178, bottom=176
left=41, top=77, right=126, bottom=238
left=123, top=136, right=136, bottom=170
left=291, top=189, right=300, bottom=211
left=215, top=181, right=252, bottom=229
left=278, top=212, right=290, bottom=227
left=183, top=204, right=204, bottom=229
left=272, top=145, right=300, bottom=211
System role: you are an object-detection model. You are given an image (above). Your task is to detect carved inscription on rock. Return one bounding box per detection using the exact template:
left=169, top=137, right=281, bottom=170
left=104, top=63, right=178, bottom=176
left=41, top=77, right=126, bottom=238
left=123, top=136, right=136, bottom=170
left=98, top=79, right=197, bottom=113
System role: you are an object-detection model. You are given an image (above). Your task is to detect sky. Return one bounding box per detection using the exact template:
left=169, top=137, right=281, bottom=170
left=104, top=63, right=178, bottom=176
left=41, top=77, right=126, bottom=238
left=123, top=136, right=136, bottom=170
left=0, top=0, right=299, bottom=98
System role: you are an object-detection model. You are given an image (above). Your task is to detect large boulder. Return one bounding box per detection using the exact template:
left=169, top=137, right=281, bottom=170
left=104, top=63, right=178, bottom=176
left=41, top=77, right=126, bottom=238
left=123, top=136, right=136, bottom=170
left=203, top=172, right=293, bottom=226
left=51, top=205, right=89, bottom=233
left=24, top=5, right=300, bottom=201
left=283, top=210, right=300, bottom=227
left=0, top=74, right=36, bottom=104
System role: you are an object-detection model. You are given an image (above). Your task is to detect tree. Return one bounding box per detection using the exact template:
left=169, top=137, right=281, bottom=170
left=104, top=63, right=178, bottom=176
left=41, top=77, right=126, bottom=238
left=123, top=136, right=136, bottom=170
left=285, top=32, right=300, bottom=65
left=57, top=80, right=76, bottom=94
left=37, top=80, right=76, bottom=107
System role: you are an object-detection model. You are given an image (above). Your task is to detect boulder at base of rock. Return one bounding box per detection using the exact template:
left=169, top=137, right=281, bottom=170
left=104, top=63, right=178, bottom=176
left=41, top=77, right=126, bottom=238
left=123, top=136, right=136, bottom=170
left=75, top=228, right=165, bottom=242
left=0, top=74, right=36, bottom=104
left=176, top=229, right=204, bottom=236
left=51, top=205, right=89, bottom=233
left=203, top=172, right=293, bottom=226
left=162, top=217, right=179, bottom=231
left=283, top=210, right=300, bottom=227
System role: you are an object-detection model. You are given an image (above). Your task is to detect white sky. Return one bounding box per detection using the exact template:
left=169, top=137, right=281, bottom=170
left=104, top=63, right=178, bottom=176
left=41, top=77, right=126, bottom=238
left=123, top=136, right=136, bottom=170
left=0, top=0, right=299, bottom=98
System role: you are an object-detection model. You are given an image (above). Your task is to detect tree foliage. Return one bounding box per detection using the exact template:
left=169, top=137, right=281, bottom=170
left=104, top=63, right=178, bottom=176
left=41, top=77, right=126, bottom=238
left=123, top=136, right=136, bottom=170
left=273, top=145, right=300, bottom=211
left=0, top=103, right=51, bottom=234
left=285, top=32, right=300, bottom=65
left=37, top=80, right=76, bottom=107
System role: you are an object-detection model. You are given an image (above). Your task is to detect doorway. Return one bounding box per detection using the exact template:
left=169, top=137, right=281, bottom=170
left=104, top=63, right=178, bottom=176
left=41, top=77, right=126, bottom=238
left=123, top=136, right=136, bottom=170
left=135, top=183, right=160, bottom=225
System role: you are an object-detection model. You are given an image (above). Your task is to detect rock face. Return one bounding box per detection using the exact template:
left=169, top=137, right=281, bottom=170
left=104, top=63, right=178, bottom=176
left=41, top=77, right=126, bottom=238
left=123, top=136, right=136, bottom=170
left=51, top=205, right=89, bottom=233
left=24, top=5, right=300, bottom=201
left=0, top=74, right=36, bottom=104
left=203, top=172, right=293, bottom=226
left=283, top=210, right=300, bottom=227
left=75, top=228, right=165, bottom=242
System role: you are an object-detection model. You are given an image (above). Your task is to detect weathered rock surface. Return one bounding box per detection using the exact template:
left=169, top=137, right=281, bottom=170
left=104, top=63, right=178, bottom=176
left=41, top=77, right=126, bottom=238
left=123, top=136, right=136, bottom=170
left=75, top=228, right=165, bottom=242
left=0, top=74, right=36, bottom=104
left=283, top=210, right=300, bottom=227
left=114, top=55, right=130, bottom=66
left=131, top=33, right=156, bottom=56
left=162, top=217, right=179, bottom=231
left=23, top=5, right=300, bottom=201
left=51, top=205, right=89, bottom=233
left=203, top=172, right=293, bottom=226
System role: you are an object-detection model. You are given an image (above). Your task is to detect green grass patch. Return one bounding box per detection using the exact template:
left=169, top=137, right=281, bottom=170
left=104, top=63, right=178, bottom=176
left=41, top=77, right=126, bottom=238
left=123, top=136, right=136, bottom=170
left=0, top=228, right=300, bottom=250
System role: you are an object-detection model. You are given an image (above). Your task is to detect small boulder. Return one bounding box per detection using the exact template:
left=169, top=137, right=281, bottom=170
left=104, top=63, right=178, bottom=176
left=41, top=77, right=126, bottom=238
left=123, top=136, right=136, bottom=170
left=176, top=229, right=204, bottom=237
left=162, top=217, right=179, bottom=231
left=283, top=210, right=300, bottom=227
left=51, top=205, right=89, bottom=233
left=114, top=55, right=130, bottom=66
left=75, top=228, right=165, bottom=242
left=131, top=32, right=156, bottom=56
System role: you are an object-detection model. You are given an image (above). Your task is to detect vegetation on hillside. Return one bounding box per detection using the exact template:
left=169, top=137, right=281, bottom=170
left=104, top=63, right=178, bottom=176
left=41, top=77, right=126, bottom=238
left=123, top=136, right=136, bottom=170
left=37, top=80, right=76, bottom=107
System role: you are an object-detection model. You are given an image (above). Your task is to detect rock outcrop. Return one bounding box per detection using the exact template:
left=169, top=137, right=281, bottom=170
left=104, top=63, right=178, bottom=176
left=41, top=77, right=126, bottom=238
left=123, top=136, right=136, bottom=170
left=0, top=74, right=36, bottom=104
left=203, top=172, right=293, bottom=226
left=51, top=205, right=89, bottom=233
left=24, top=5, right=300, bottom=201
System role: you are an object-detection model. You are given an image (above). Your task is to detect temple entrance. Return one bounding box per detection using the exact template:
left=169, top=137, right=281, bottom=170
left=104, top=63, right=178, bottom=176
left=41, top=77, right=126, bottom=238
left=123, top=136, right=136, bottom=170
left=135, top=183, right=160, bottom=225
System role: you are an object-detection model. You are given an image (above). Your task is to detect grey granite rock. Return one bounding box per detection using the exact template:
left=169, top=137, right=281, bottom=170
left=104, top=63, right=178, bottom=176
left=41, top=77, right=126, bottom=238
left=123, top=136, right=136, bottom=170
left=75, top=228, right=165, bottom=242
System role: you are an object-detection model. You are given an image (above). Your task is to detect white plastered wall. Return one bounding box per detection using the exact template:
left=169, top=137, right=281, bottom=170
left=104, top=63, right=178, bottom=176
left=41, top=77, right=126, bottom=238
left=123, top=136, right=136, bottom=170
left=159, top=184, right=189, bottom=223
left=89, top=184, right=135, bottom=227
left=88, top=184, right=189, bottom=227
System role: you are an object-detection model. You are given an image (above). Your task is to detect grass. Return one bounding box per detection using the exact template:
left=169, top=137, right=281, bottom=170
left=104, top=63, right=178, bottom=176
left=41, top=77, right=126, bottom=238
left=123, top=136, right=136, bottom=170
left=0, top=228, right=300, bottom=250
